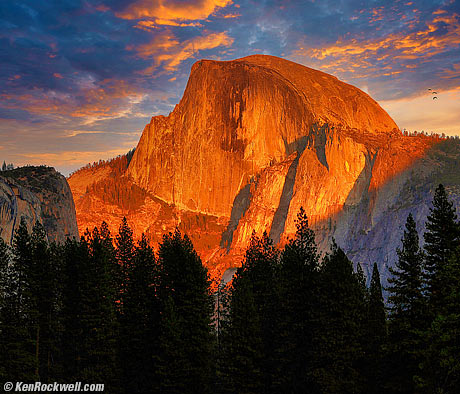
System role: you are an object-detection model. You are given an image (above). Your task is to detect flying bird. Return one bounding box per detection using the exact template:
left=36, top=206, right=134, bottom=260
left=433, top=96, right=438, bottom=100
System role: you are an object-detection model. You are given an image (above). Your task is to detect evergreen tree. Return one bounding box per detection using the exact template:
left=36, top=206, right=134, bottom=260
left=220, top=269, right=264, bottom=394
left=312, top=242, right=366, bottom=394
left=156, top=228, right=213, bottom=393
left=423, top=184, right=459, bottom=311
left=60, top=237, right=86, bottom=380
left=28, top=222, right=60, bottom=381
left=0, top=236, right=11, bottom=380
left=416, top=185, right=460, bottom=393
left=61, top=227, right=119, bottom=391
left=364, top=263, right=387, bottom=393
left=115, top=217, right=135, bottom=310
left=277, top=207, right=321, bottom=393
left=219, top=232, right=278, bottom=393
left=85, top=226, right=119, bottom=390
left=420, top=246, right=460, bottom=393
left=355, top=262, right=367, bottom=300
left=121, top=234, right=160, bottom=393
left=155, top=295, right=190, bottom=394
left=7, top=219, right=37, bottom=381
left=386, top=213, right=425, bottom=393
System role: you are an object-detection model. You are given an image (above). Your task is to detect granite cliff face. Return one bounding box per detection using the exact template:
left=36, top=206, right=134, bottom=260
left=128, top=55, right=399, bottom=218
left=0, top=166, right=78, bottom=244
left=69, top=55, right=459, bottom=284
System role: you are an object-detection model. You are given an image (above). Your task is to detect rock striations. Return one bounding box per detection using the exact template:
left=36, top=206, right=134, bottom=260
left=0, top=166, right=79, bottom=243
left=70, top=55, right=460, bottom=284
left=127, top=55, right=399, bottom=218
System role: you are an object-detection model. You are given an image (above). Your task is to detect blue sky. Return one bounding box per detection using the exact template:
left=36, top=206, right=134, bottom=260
left=1, top=0, right=460, bottom=175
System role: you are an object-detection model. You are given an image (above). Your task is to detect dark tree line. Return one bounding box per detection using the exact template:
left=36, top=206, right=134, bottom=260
left=1, top=184, right=459, bottom=393
left=217, top=184, right=460, bottom=393
left=0, top=218, right=213, bottom=393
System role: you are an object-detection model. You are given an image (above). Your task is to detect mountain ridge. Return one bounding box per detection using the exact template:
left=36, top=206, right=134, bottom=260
left=68, top=55, right=458, bottom=284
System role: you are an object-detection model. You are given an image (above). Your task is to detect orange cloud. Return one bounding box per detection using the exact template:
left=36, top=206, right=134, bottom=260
left=116, top=0, right=232, bottom=22
left=134, top=31, right=233, bottom=73
left=134, top=19, right=203, bottom=30
left=130, top=31, right=180, bottom=58
left=291, top=13, right=460, bottom=76
left=370, top=7, right=384, bottom=23
left=221, top=13, right=241, bottom=19
left=134, top=20, right=159, bottom=31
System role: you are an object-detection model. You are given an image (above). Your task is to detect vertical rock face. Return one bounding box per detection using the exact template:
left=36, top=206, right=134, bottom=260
left=70, top=54, right=459, bottom=285
left=127, top=55, right=399, bottom=219
left=0, top=166, right=78, bottom=244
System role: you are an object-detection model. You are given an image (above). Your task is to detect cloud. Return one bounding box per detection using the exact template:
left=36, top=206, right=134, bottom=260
left=134, top=19, right=203, bottom=30
left=220, top=13, right=241, bottom=19
left=0, top=79, right=146, bottom=123
left=297, top=13, right=460, bottom=63
left=116, top=0, right=233, bottom=22
left=133, top=31, right=234, bottom=73
left=289, top=11, right=460, bottom=99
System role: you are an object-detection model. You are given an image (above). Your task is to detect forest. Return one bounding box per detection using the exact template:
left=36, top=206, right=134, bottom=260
left=0, top=184, right=459, bottom=394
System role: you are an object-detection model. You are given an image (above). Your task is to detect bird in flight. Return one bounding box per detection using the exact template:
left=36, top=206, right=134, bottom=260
left=428, top=89, right=439, bottom=100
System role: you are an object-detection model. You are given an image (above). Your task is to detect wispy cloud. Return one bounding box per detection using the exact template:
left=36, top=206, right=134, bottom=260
left=294, top=12, right=460, bottom=64
left=290, top=9, right=460, bottom=99
left=133, top=31, right=234, bottom=73
left=1, top=79, right=146, bottom=123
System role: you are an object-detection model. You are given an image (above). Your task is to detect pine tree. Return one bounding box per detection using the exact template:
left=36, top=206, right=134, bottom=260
left=155, top=295, right=190, bottom=394
left=28, top=222, right=60, bottom=382
left=220, top=268, right=264, bottom=394
left=156, top=228, right=214, bottom=393
left=219, top=232, right=278, bottom=393
left=355, top=262, right=367, bottom=299
left=115, top=217, right=135, bottom=310
left=8, top=219, right=37, bottom=381
left=423, top=184, right=459, bottom=311
left=312, top=242, right=366, bottom=393
left=364, top=263, right=387, bottom=393
left=386, top=213, right=425, bottom=393
left=0, top=236, right=11, bottom=380
left=418, top=186, right=460, bottom=393
left=121, top=234, right=160, bottom=393
left=61, top=227, right=119, bottom=391
left=85, top=226, right=119, bottom=390
left=277, top=208, right=321, bottom=393
left=420, top=246, right=460, bottom=392
left=60, top=237, right=86, bottom=380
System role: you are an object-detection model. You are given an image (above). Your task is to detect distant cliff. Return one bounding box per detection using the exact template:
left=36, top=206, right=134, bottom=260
left=0, top=166, right=78, bottom=243
left=68, top=55, right=460, bottom=285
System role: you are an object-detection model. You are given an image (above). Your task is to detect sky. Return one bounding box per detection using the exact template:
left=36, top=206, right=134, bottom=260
left=1, top=0, right=460, bottom=175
